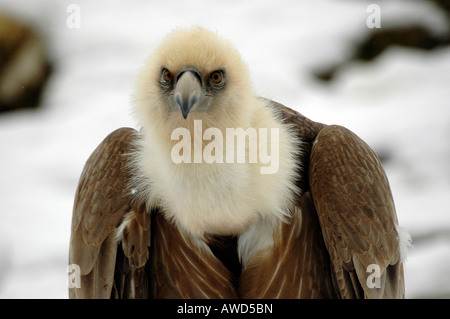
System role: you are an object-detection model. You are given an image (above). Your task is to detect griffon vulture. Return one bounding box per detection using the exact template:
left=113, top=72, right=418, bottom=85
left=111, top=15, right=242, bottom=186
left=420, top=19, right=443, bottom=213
left=69, top=27, right=411, bottom=299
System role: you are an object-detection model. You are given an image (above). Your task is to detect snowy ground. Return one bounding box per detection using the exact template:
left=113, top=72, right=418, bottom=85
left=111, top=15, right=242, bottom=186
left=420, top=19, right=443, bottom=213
left=0, top=0, right=449, bottom=298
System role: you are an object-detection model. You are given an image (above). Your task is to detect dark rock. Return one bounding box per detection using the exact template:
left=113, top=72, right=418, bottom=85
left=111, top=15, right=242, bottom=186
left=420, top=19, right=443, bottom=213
left=314, top=1, right=450, bottom=82
left=0, top=13, right=52, bottom=113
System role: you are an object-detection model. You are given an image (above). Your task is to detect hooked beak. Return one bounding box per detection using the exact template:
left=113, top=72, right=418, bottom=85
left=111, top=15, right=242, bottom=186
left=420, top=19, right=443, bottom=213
left=173, top=70, right=204, bottom=119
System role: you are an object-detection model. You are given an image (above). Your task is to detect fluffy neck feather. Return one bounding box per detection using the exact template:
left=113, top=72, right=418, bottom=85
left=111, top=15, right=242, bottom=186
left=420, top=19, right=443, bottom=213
left=131, top=98, right=301, bottom=238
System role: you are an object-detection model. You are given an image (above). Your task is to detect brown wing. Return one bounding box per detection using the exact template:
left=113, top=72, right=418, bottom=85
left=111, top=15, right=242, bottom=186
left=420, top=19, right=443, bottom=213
left=309, top=125, right=404, bottom=298
left=271, top=100, right=404, bottom=298
left=69, top=127, right=150, bottom=298
left=69, top=127, right=235, bottom=299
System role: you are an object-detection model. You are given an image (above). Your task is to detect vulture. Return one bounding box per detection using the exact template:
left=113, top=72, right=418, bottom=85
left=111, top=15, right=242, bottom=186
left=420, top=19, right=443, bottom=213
left=69, top=27, right=411, bottom=299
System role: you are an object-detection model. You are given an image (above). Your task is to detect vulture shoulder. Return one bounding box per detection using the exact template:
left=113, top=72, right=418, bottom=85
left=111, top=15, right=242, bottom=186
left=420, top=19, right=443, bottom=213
left=69, top=127, right=151, bottom=298
left=69, top=127, right=237, bottom=299
left=308, top=124, right=405, bottom=298
left=276, top=101, right=405, bottom=298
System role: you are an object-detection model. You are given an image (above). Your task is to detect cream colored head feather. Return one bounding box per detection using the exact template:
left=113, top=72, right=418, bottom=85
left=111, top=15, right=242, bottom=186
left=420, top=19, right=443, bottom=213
left=134, top=26, right=255, bottom=132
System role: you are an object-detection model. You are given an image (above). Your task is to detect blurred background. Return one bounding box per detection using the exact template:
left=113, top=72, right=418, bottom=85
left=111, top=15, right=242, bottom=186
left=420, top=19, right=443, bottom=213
left=0, top=0, right=449, bottom=298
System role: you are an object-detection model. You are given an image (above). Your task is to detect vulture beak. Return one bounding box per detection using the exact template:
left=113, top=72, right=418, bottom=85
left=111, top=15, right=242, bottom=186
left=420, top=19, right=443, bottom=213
left=173, top=70, right=204, bottom=119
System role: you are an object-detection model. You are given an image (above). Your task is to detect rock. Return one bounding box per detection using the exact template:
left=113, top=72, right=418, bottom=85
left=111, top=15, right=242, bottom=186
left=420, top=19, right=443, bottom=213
left=314, top=0, right=450, bottom=82
left=0, top=13, right=52, bottom=112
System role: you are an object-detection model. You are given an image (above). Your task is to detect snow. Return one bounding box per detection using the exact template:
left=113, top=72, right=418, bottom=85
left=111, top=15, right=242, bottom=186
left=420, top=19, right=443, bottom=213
left=0, top=0, right=449, bottom=298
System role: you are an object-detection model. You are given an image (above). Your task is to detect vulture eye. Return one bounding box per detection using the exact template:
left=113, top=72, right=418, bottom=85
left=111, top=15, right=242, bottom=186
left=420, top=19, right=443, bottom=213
left=161, top=68, right=173, bottom=85
left=209, top=70, right=225, bottom=87
left=210, top=71, right=222, bottom=84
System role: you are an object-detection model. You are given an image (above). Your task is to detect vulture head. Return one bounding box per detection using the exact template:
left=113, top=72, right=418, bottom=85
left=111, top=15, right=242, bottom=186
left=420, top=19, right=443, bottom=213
left=134, top=26, right=255, bottom=132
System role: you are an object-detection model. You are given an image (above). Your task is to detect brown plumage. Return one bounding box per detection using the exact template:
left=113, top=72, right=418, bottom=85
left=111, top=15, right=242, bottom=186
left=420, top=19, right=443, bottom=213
left=69, top=27, right=409, bottom=299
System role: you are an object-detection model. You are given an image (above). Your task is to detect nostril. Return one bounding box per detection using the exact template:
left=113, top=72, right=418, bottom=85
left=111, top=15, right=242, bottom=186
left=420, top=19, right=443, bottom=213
left=190, top=95, right=198, bottom=106
left=175, top=94, right=182, bottom=106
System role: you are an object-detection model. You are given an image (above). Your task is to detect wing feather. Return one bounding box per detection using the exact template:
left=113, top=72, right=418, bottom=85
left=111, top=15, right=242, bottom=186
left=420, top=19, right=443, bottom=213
left=69, top=127, right=140, bottom=298
left=308, top=124, right=404, bottom=298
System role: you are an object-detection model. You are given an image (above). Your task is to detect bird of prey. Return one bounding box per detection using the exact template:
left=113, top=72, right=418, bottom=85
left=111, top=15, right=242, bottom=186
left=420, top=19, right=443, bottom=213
left=69, top=27, right=411, bottom=299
